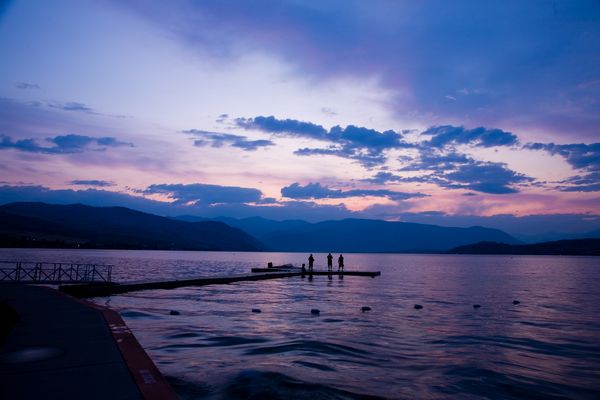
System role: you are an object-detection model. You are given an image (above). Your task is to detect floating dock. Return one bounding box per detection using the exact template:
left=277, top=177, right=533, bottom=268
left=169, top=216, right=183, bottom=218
left=60, top=269, right=381, bottom=298
left=60, top=271, right=301, bottom=297
left=250, top=268, right=381, bottom=276
left=0, top=284, right=176, bottom=400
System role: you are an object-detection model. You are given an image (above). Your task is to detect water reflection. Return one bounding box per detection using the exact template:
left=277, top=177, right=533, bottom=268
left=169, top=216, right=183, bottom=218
left=2, top=249, right=600, bottom=399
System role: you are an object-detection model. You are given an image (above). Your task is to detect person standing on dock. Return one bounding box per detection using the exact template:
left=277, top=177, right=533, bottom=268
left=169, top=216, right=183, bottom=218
left=338, top=254, right=344, bottom=272
left=308, top=254, right=315, bottom=273
left=327, top=253, right=333, bottom=272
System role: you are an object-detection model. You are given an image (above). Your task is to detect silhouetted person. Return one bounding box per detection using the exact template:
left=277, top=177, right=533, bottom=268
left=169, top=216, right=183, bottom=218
left=308, top=254, right=314, bottom=273
left=301, top=263, right=306, bottom=274
left=338, top=254, right=344, bottom=272
left=327, top=253, right=333, bottom=272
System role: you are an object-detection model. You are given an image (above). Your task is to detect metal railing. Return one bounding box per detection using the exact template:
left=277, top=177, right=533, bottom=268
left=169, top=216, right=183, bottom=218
left=0, top=261, right=113, bottom=283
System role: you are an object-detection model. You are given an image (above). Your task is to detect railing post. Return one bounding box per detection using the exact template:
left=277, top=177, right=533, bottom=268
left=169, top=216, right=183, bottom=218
left=35, top=262, right=41, bottom=281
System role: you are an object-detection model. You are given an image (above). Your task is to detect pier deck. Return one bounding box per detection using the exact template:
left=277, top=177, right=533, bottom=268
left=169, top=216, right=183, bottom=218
left=0, top=284, right=176, bottom=400
left=60, top=269, right=381, bottom=298
left=250, top=268, right=381, bottom=276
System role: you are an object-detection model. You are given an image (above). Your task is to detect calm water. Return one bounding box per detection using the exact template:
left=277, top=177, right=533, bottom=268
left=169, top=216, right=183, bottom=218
left=2, top=248, right=600, bottom=399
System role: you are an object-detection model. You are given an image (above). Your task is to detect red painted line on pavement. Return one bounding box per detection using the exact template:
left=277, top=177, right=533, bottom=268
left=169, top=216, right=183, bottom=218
left=99, top=307, right=178, bottom=400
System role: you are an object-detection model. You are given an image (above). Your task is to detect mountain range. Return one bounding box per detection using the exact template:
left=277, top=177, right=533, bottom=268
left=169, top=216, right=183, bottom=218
left=176, top=215, right=521, bottom=252
left=2, top=202, right=597, bottom=254
left=0, top=202, right=262, bottom=251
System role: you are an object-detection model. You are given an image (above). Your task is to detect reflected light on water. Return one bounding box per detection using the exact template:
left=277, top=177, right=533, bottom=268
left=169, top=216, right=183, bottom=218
left=2, top=249, right=599, bottom=399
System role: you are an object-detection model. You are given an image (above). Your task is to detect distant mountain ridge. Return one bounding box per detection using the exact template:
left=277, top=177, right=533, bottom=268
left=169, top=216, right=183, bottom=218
left=177, top=215, right=521, bottom=252
left=448, top=239, right=600, bottom=256
left=0, top=202, right=525, bottom=253
left=0, top=202, right=263, bottom=251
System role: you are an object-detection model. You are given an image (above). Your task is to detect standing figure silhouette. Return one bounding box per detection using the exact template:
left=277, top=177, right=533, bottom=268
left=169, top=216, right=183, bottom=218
left=327, top=253, right=333, bottom=272
left=338, top=254, right=344, bottom=272
left=308, top=254, right=315, bottom=273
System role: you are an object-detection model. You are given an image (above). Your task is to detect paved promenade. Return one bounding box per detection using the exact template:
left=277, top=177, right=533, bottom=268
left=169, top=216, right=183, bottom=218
left=0, top=284, right=176, bottom=400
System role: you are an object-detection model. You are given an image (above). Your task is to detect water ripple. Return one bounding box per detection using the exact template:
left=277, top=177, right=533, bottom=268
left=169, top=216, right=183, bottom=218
left=244, top=339, right=370, bottom=358
left=8, top=249, right=598, bottom=399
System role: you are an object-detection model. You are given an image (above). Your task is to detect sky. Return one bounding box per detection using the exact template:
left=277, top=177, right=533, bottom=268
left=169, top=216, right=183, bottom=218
left=0, top=0, right=599, bottom=238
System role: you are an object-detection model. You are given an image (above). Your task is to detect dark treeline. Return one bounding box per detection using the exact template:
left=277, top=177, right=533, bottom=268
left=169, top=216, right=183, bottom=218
left=448, top=239, right=600, bottom=256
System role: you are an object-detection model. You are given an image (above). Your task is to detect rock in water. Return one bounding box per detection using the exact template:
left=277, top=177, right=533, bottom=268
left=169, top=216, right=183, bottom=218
left=252, top=308, right=261, bottom=313
left=311, top=309, right=320, bottom=315
left=169, top=310, right=180, bottom=315
left=414, top=304, right=423, bottom=310
left=473, top=304, right=481, bottom=309
left=361, top=306, right=372, bottom=312
left=513, top=300, right=520, bottom=305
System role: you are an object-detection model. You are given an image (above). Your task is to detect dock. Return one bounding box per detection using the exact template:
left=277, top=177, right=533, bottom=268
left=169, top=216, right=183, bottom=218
left=60, top=269, right=381, bottom=298
left=0, top=284, right=176, bottom=400
left=250, top=268, right=381, bottom=276
left=60, top=271, right=301, bottom=297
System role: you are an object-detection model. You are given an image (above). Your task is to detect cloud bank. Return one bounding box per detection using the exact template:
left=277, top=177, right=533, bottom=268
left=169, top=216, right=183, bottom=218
left=183, top=129, right=274, bottom=151
left=0, top=134, right=134, bottom=154
left=237, top=115, right=411, bottom=167
left=281, top=182, right=425, bottom=201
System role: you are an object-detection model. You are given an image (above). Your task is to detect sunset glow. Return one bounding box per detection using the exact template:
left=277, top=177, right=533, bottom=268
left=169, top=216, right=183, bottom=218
left=1, top=0, right=599, bottom=237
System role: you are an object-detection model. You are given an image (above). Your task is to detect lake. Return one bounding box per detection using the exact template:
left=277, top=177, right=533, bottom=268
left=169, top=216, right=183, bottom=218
left=2, top=248, right=600, bottom=399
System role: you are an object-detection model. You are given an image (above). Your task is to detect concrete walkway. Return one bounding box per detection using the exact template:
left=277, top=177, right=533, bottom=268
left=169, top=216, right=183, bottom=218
left=0, top=284, right=176, bottom=400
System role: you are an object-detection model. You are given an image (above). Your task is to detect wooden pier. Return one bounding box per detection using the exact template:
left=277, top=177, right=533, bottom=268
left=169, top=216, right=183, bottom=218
left=60, top=269, right=381, bottom=298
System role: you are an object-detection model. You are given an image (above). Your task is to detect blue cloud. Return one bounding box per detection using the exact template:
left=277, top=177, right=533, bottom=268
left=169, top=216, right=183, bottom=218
left=294, top=146, right=387, bottom=168
left=367, top=157, right=532, bottom=195
left=238, top=116, right=411, bottom=167
left=422, top=125, right=519, bottom=148
left=399, top=150, right=471, bottom=172
left=330, top=125, right=409, bottom=149
left=526, top=142, right=600, bottom=192
left=359, top=130, right=535, bottom=194
left=48, top=102, right=95, bottom=113
left=236, top=116, right=328, bottom=139
left=15, top=82, right=40, bottom=89
left=364, top=171, right=407, bottom=185
left=525, top=142, right=600, bottom=170
left=144, top=183, right=264, bottom=205
left=281, top=182, right=425, bottom=201
left=183, top=129, right=274, bottom=151
left=0, top=134, right=133, bottom=154
left=69, top=180, right=115, bottom=187
left=442, top=162, right=532, bottom=194
left=556, top=171, right=600, bottom=192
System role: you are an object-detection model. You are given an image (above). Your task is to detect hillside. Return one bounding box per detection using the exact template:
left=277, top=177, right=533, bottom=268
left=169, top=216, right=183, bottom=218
left=0, top=202, right=263, bottom=251
left=448, top=239, right=600, bottom=256
left=178, top=216, right=521, bottom=253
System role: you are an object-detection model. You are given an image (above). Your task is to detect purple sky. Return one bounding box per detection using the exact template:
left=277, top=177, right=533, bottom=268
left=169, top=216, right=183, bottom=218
left=0, top=0, right=599, bottom=237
